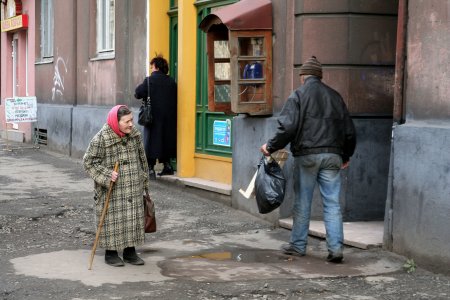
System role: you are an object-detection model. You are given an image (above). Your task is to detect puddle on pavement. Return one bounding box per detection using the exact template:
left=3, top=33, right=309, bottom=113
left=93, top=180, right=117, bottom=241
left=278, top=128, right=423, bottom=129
left=140, top=248, right=159, bottom=254
left=180, top=249, right=296, bottom=263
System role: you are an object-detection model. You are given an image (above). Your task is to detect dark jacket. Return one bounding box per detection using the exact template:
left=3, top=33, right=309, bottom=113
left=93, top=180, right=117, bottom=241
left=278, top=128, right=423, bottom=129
left=135, top=71, right=177, bottom=160
left=267, top=76, right=356, bottom=162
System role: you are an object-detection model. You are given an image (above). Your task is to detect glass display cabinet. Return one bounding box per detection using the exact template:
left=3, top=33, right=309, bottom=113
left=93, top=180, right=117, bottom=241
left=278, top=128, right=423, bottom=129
left=200, top=0, right=273, bottom=115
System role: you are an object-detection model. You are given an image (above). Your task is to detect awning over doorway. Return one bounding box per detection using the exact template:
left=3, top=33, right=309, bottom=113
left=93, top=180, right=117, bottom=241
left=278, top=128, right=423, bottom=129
left=199, top=0, right=272, bottom=32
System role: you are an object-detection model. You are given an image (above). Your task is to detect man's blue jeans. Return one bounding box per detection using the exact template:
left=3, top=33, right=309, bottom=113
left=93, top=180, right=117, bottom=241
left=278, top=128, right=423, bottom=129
left=290, top=153, right=343, bottom=255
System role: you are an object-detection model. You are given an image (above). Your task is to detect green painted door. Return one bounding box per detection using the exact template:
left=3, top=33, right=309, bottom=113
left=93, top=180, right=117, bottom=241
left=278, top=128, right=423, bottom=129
left=169, top=4, right=178, bottom=82
left=169, top=2, right=178, bottom=169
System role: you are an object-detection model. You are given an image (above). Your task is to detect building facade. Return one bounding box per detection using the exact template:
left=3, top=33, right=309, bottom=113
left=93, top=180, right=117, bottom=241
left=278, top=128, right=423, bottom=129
left=162, top=0, right=396, bottom=224
left=385, top=0, right=450, bottom=274
left=0, top=0, right=35, bottom=143
left=1, top=0, right=449, bottom=273
left=162, top=0, right=450, bottom=272
left=33, top=0, right=147, bottom=157
left=230, top=1, right=397, bottom=222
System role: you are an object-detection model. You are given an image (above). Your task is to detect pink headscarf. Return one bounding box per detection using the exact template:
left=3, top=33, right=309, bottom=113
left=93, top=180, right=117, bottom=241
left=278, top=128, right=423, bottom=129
left=107, top=105, right=127, bottom=137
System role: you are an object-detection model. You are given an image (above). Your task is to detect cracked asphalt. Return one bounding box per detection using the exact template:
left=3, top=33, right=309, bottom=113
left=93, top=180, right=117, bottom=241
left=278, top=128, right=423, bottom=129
left=1, top=138, right=450, bottom=300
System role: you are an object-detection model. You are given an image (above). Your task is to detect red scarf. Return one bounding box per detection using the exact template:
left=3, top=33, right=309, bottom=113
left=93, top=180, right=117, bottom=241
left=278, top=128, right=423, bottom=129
left=107, top=105, right=127, bottom=138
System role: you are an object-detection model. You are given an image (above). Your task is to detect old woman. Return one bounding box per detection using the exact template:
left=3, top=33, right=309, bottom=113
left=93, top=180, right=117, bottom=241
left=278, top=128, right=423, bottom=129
left=83, top=105, right=149, bottom=267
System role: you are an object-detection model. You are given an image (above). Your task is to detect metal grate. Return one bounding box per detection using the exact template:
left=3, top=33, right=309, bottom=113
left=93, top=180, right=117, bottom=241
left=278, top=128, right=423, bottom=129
left=34, top=128, right=48, bottom=145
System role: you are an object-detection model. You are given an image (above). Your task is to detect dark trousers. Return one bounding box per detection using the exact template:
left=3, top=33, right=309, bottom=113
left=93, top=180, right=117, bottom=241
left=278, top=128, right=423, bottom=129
left=148, top=158, right=170, bottom=170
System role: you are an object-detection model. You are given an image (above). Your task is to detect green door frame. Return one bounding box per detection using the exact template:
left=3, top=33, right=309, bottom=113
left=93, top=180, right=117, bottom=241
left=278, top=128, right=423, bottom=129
left=195, top=0, right=237, bottom=158
left=168, top=2, right=178, bottom=169
left=169, top=2, right=178, bottom=82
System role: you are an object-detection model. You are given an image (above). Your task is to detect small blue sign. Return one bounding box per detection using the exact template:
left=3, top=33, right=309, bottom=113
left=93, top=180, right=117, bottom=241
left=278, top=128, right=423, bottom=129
left=213, top=119, right=231, bottom=147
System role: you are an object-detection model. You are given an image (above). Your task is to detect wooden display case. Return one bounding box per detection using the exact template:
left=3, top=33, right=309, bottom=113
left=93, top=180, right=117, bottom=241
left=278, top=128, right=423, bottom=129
left=200, top=0, right=273, bottom=115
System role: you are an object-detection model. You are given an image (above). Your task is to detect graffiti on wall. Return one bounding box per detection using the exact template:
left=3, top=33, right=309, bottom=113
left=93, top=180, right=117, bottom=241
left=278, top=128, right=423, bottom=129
left=52, top=56, right=68, bottom=101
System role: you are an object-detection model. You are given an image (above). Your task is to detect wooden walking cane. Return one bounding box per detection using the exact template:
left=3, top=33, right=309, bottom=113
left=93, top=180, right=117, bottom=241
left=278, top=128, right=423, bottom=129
left=88, top=162, right=119, bottom=270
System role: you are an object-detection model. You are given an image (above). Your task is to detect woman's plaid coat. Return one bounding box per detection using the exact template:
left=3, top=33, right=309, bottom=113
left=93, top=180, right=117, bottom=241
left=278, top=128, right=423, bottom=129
left=83, top=124, right=149, bottom=250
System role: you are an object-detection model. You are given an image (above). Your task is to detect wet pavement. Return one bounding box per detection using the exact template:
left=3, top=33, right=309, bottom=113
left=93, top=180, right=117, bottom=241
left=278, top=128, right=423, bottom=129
left=1, top=138, right=450, bottom=299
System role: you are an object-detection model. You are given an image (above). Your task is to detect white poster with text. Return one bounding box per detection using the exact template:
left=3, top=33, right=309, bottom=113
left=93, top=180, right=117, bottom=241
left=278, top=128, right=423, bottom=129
left=5, top=97, right=37, bottom=123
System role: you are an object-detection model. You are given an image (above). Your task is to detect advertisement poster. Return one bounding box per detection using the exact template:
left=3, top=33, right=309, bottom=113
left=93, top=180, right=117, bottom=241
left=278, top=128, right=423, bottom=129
left=5, top=97, right=37, bottom=123
left=213, top=119, right=231, bottom=147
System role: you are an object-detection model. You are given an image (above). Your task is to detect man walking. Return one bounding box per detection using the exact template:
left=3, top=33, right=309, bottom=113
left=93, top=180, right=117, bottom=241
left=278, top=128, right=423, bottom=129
left=261, top=56, right=356, bottom=263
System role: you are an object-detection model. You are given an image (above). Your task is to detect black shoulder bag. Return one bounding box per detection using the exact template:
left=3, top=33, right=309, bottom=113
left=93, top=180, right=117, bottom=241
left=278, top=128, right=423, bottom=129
left=138, top=78, right=152, bottom=126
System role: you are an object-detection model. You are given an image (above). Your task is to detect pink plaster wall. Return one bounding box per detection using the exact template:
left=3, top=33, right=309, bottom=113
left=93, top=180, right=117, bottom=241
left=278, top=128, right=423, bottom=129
left=0, top=0, right=35, bottom=142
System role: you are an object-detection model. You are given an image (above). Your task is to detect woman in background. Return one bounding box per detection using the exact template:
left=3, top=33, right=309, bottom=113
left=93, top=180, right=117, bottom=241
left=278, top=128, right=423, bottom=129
left=135, top=55, right=177, bottom=179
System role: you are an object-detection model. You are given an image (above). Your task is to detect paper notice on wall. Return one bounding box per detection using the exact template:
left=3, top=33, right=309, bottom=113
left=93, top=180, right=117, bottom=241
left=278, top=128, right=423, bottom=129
left=5, top=97, right=37, bottom=123
left=212, top=119, right=231, bottom=147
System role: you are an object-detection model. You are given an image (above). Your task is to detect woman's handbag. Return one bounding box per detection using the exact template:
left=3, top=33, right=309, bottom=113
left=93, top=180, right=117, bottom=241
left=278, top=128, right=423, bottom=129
left=138, top=78, right=152, bottom=126
left=143, top=190, right=156, bottom=233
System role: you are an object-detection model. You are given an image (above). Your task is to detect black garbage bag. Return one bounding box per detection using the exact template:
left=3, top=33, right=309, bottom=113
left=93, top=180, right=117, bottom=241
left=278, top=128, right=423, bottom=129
left=254, top=155, right=286, bottom=214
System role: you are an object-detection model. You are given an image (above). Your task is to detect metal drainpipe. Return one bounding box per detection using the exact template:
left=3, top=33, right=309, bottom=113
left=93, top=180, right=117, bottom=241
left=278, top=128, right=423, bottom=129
left=70, top=1, right=77, bottom=157
left=384, top=0, right=408, bottom=251
left=393, top=0, right=407, bottom=124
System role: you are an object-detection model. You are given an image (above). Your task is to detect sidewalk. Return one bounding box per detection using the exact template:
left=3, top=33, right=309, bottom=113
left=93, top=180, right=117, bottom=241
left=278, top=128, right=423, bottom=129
left=1, top=138, right=449, bottom=300
left=279, top=218, right=384, bottom=249
left=159, top=173, right=383, bottom=250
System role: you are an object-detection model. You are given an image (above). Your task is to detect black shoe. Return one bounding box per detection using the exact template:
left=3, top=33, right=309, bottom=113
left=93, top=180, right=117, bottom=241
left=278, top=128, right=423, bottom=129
left=123, top=247, right=145, bottom=265
left=157, top=164, right=174, bottom=176
left=326, top=253, right=344, bottom=263
left=105, top=250, right=124, bottom=267
left=149, top=170, right=157, bottom=180
left=281, top=243, right=305, bottom=257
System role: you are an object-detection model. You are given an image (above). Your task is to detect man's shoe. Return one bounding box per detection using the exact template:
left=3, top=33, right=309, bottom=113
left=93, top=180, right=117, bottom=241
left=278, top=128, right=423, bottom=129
left=326, top=253, right=343, bottom=263
left=281, top=243, right=305, bottom=257
left=105, top=250, right=124, bottom=267
left=123, top=247, right=145, bottom=265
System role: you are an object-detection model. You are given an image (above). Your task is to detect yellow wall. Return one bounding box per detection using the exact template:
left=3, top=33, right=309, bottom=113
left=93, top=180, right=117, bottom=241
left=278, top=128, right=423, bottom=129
left=149, top=0, right=170, bottom=62
left=195, top=154, right=232, bottom=184
left=177, top=0, right=197, bottom=178
left=150, top=0, right=232, bottom=184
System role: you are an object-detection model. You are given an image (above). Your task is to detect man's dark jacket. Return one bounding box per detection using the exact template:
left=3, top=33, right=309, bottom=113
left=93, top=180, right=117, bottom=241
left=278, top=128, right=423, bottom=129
left=267, top=76, right=356, bottom=162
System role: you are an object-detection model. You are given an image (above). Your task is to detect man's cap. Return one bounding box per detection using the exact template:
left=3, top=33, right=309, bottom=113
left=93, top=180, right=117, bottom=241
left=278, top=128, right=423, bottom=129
left=299, top=56, right=322, bottom=78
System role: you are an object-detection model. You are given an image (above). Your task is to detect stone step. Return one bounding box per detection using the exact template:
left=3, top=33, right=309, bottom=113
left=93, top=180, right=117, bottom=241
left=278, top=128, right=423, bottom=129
left=279, top=218, right=384, bottom=249
left=158, top=174, right=231, bottom=195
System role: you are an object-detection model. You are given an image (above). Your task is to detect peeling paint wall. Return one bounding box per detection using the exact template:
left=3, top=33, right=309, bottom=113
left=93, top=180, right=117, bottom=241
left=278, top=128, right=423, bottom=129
left=233, top=0, right=398, bottom=222
left=51, top=56, right=68, bottom=102
left=86, top=60, right=117, bottom=105
left=34, top=1, right=147, bottom=155
left=35, top=0, right=76, bottom=105
left=405, top=0, right=450, bottom=121
left=391, top=0, right=450, bottom=273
